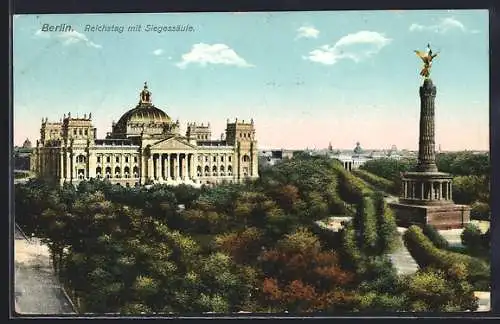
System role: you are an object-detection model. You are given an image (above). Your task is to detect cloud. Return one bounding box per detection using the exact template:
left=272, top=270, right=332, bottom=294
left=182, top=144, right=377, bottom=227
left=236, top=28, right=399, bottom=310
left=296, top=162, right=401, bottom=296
left=176, top=43, right=253, bottom=69
left=152, top=49, right=164, bottom=56
left=409, top=17, right=472, bottom=34
left=34, top=28, right=102, bottom=48
left=304, top=30, right=391, bottom=65
left=296, top=25, right=320, bottom=39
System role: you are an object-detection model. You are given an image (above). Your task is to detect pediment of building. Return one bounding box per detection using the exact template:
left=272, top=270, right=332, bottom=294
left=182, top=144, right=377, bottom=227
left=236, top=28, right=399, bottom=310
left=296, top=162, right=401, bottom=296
left=150, top=137, right=196, bottom=151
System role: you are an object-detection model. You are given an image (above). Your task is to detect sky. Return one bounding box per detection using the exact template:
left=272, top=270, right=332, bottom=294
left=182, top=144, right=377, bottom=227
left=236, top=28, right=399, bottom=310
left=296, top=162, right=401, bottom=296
left=12, top=10, right=489, bottom=151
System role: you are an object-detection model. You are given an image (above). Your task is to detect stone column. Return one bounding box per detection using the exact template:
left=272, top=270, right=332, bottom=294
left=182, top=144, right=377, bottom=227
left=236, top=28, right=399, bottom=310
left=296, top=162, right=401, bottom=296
left=139, top=152, right=145, bottom=184
left=416, top=78, right=438, bottom=172
left=156, top=154, right=161, bottom=180
left=420, top=182, right=424, bottom=200
left=66, top=151, right=71, bottom=179
left=160, top=154, right=165, bottom=180
left=430, top=182, right=434, bottom=200
left=176, top=153, right=180, bottom=179
left=70, top=152, right=74, bottom=181
left=183, top=154, right=188, bottom=180
left=192, top=153, right=197, bottom=180
left=165, top=154, right=170, bottom=180
left=449, top=182, right=453, bottom=201
left=60, top=151, right=65, bottom=181
left=147, top=155, right=153, bottom=180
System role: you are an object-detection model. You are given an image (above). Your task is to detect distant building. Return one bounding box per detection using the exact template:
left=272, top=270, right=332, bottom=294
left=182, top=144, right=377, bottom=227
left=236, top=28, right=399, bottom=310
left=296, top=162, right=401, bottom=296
left=14, top=138, right=34, bottom=171
left=259, top=149, right=294, bottom=166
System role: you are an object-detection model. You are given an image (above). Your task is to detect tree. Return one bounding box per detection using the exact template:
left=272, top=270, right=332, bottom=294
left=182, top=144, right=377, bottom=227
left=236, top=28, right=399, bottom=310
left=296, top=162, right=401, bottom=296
left=214, top=227, right=266, bottom=265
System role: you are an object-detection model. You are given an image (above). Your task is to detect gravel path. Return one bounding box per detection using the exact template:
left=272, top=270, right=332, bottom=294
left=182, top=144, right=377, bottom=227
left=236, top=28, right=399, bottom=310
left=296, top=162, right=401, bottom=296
left=14, top=227, right=76, bottom=315
left=388, top=227, right=419, bottom=275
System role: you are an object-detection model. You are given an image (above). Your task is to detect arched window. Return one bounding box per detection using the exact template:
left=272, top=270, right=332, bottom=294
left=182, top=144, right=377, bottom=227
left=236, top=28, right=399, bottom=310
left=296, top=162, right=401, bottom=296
left=204, top=165, right=210, bottom=176
left=77, top=154, right=86, bottom=163
left=124, top=166, right=130, bottom=179
left=96, top=166, right=102, bottom=178
left=228, top=165, right=233, bottom=176
left=133, top=166, right=139, bottom=178
left=105, top=166, right=112, bottom=179
left=242, top=155, right=250, bottom=162
left=243, top=167, right=249, bottom=177
left=228, top=156, right=232, bottom=162
left=78, top=169, right=85, bottom=179
left=115, top=166, right=121, bottom=178
left=197, top=166, right=202, bottom=177
left=212, top=165, right=218, bottom=176
left=213, top=156, right=217, bottom=162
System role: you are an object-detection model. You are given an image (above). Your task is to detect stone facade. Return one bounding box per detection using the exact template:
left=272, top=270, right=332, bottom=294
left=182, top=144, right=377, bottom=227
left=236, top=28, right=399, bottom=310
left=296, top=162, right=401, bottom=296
left=389, top=78, right=470, bottom=229
left=32, top=83, right=259, bottom=187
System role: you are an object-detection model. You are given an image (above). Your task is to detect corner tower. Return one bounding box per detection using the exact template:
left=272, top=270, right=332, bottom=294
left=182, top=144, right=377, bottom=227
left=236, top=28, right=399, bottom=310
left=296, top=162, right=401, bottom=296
left=225, top=118, right=258, bottom=180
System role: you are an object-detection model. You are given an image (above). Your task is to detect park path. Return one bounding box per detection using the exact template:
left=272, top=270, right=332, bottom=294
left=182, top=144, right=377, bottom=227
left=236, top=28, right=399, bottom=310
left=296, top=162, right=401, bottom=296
left=14, top=226, right=76, bottom=315
left=388, top=227, right=419, bottom=275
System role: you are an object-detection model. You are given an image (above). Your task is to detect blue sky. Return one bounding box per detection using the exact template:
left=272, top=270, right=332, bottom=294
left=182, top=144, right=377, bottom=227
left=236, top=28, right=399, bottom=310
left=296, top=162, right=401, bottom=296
left=13, top=10, right=489, bottom=150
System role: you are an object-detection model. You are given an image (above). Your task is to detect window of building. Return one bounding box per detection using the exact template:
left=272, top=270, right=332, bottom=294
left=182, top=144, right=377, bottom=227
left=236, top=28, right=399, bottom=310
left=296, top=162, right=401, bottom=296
left=84, top=129, right=88, bottom=136
left=106, top=156, right=111, bottom=163
left=125, top=156, right=129, bottom=163
left=134, top=156, right=138, bottom=163
left=221, top=156, right=224, bottom=162
left=79, top=129, right=82, bottom=135
left=213, top=156, right=217, bottom=162
left=73, top=129, right=77, bottom=135
left=116, top=156, right=120, bottom=163
left=97, top=156, right=101, bottom=163
left=205, top=156, right=208, bottom=162
left=229, top=156, right=232, bottom=162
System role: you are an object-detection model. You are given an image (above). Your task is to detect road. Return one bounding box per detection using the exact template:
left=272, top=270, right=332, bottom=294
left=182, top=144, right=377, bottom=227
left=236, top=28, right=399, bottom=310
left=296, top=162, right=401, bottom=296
left=14, top=226, right=76, bottom=315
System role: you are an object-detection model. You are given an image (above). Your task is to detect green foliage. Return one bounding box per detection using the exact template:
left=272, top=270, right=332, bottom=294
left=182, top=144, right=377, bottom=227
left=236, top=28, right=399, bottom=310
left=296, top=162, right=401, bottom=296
left=372, top=192, right=400, bottom=254
left=452, top=175, right=489, bottom=205
left=360, top=157, right=417, bottom=182
left=422, top=224, right=449, bottom=250
left=403, top=226, right=490, bottom=291
left=15, top=151, right=487, bottom=314
left=355, top=197, right=378, bottom=255
left=470, top=201, right=491, bottom=221
left=400, top=268, right=478, bottom=312
left=436, top=152, right=489, bottom=177
left=461, top=224, right=489, bottom=260
left=351, top=169, right=396, bottom=195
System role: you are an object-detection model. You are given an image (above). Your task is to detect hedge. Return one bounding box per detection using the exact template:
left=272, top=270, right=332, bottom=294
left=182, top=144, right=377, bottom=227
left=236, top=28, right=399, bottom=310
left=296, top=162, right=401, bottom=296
left=422, top=224, right=449, bottom=250
left=351, top=169, right=396, bottom=194
left=373, top=193, right=400, bottom=254
left=336, top=168, right=373, bottom=205
left=403, top=226, right=490, bottom=290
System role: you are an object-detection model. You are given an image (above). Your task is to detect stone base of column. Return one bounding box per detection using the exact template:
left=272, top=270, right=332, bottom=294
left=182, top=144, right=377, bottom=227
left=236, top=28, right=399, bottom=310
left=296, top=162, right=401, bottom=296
left=388, top=202, right=471, bottom=230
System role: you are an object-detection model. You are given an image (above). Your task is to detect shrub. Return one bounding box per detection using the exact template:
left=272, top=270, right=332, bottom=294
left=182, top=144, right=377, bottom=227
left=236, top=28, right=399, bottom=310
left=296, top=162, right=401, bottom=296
left=470, top=201, right=490, bottom=221
left=373, top=193, right=400, bottom=254
left=403, top=226, right=490, bottom=291
left=422, top=224, right=449, bottom=249
left=461, top=224, right=482, bottom=250
left=351, top=169, right=396, bottom=195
